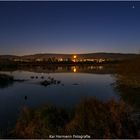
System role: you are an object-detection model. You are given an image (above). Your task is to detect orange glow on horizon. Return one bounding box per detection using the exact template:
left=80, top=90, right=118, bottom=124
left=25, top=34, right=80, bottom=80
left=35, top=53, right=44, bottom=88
left=73, top=55, right=77, bottom=59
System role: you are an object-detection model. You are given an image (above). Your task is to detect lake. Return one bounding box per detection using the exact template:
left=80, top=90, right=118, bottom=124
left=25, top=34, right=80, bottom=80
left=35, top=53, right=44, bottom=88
left=0, top=65, right=120, bottom=133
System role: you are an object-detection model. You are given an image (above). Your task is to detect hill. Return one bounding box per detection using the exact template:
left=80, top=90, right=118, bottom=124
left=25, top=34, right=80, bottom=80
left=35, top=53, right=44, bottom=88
left=0, top=53, right=139, bottom=61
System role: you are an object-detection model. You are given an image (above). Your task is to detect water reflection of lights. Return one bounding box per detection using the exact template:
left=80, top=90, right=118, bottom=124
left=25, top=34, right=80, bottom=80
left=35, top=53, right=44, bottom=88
left=88, top=66, right=104, bottom=70
left=99, top=66, right=103, bottom=70
left=72, top=66, right=77, bottom=72
left=73, top=67, right=77, bottom=72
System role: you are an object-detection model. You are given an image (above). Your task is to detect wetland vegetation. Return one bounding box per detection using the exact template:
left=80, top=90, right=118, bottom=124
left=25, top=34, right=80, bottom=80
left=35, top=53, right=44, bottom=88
left=12, top=98, right=140, bottom=139
left=0, top=56, right=140, bottom=138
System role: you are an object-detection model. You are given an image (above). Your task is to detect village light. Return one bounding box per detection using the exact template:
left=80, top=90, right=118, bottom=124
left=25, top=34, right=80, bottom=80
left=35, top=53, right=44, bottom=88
left=72, top=55, right=77, bottom=62
left=73, top=55, right=77, bottom=59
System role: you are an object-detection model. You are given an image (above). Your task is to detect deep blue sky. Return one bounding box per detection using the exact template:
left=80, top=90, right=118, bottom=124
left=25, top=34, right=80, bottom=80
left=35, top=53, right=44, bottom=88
left=0, top=1, right=140, bottom=55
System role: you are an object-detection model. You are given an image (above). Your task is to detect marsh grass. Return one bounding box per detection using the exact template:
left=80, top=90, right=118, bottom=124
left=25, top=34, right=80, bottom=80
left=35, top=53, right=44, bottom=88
left=115, top=56, right=140, bottom=109
left=12, top=98, right=140, bottom=139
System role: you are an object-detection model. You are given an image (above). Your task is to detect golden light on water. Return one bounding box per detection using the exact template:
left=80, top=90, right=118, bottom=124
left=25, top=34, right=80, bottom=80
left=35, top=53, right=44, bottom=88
left=72, top=66, right=77, bottom=72
left=73, top=68, right=77, bottom=72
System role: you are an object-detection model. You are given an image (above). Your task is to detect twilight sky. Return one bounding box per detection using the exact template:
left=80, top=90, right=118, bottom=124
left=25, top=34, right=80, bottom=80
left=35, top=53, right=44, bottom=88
left=0, top=1, right=140, bottom=55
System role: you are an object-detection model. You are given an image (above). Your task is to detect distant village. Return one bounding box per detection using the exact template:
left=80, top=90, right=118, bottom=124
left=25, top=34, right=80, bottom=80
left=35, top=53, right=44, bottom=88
left=0, top=53, right=137, bottom=65
left=13, top=55, right=109, bottom=63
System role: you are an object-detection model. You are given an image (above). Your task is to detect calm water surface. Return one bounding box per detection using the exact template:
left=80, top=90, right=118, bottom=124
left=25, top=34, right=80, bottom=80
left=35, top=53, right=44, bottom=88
left=0, top=67, right=119, bottom=131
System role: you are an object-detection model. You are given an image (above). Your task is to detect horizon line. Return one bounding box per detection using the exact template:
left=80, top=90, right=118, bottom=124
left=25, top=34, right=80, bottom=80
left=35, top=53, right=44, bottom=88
left=0, top=51, right=139, bottom=57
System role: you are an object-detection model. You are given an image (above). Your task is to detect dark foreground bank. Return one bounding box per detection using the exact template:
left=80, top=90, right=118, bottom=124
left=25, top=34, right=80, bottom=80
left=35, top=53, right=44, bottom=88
left=2, top=98, right=138, bottom=139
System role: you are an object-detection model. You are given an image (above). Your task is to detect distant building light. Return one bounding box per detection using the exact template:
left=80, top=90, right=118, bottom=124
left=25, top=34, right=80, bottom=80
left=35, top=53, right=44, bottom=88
left=73, top=55, right=77, bottom=59
left=58, top=58, right=63, bottom=61
left=72, top=59, right=76, bottom=62
left=36, top=58, right=43, bottom=62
